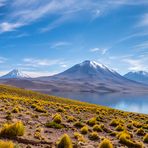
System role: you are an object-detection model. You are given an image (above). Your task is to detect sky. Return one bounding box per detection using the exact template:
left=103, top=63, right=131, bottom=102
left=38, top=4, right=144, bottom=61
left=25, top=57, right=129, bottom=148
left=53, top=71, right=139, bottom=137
left=0, top=0, right=148, bottom=77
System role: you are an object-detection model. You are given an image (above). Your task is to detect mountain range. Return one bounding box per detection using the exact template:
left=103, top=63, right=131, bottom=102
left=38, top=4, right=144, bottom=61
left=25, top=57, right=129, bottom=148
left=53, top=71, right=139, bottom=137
left=124, top=71, right=148, bottom=85
left=0, top=60, right=148, bottom=94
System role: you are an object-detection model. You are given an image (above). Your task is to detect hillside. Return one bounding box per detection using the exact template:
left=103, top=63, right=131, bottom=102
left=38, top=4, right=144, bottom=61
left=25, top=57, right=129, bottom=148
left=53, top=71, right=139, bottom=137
left=0, top=84, right=147, bottom=147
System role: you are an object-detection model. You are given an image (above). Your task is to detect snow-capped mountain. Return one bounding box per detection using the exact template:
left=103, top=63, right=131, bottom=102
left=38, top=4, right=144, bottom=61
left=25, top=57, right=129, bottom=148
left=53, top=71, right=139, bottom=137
left=0, top=69, right=30, bottom=79
left=0, top=61, right=148, bottom=94
left=52, top=60, right=130, bottom=83
left=124, top=71, right=148, bottom=84
left=36, top=60, right=148, bottom=93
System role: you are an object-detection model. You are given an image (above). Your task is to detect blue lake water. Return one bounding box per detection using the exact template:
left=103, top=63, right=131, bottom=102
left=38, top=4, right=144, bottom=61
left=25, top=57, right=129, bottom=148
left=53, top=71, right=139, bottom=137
left=51, top=92, right=148, bottom=114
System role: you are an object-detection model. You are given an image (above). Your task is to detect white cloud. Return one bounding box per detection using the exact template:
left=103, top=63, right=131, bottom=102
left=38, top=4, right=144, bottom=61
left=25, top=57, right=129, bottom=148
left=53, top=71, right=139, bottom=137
left=138, top=13, right=148, bottom=27
left=50, top=41, right=71, bottom=48
left=14, top=33, right=29, bottom=38
left=0, top=71, right=8, bottom=76
left=90, top=48, right=108, bottom=54
left=23, top=70, right=56, bottom=78
left=0, top=57, right=7, bottom=63
left=23, top=58, right=61, bottom=67
left=122, top=58, right=148, bottom=71
left=1, top=0, right=148, bottom=33
left=117, top=31, right=148, bottom=43
left=0, top=0, right=6, bottom=7
left=133, top=41, right=148, bottom=51
left=22, top=58, right=68, bottom=69
left=60, top=64, right=67, bottom=68
left=40, top=14, right=74, bottom=32
left=108, top=0, right=148, bottom=5
left=0, top=22, right=23, bottom=33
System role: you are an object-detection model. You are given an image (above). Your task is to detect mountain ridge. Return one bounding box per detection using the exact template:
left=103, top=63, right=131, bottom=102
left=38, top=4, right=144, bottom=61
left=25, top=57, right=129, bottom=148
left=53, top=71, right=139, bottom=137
left=124, top=71, right=148, bottom=85
left=0, top=69, right=30, bottom=79
left=0, top=61, right=148, bottom=94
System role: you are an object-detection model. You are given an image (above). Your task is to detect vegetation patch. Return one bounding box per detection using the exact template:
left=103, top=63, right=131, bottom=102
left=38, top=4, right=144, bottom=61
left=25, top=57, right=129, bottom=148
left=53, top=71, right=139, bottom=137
left=57, top=134, right=73, bottom=148
left=45, top=121, right=64, bottom=129
left=0, top=121, right=25, bottom=138
left=88, top=132, right=99, bottom=140
left=0, top=84, right=147, bottom=147
left=99, top=138, right=113, bottom=148
left=0, top=140, right=15, bottom=148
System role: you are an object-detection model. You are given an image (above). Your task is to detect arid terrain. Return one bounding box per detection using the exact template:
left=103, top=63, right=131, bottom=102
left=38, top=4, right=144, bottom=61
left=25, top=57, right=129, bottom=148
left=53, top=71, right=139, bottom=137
left=0, top=84, right=147, bottom=147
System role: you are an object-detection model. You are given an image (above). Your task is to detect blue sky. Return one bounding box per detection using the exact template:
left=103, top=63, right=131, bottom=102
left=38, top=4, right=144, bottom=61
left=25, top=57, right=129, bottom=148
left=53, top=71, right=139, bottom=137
left=0, top=0, right=148, bottom=77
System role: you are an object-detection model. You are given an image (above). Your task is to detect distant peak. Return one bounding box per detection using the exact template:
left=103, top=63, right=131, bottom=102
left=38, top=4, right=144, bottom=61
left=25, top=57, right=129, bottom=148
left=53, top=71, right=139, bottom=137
left=0, top=69, right=30, bottom=79
left=130, top=71, right=148, bottom=75
left=82, top=60, right=91, bottom=63
left=80, top=60, right=107, bottom=69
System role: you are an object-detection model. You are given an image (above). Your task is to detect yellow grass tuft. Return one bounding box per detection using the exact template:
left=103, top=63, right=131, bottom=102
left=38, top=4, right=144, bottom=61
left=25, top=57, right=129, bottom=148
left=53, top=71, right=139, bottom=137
left=57, top=134, right=73, bottom=148
left=0, top=121, right=25, bottom=137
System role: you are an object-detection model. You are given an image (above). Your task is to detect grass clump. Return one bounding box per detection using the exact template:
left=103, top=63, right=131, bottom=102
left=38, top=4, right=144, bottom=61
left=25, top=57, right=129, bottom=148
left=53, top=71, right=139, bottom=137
left=143, top=134, right=148, bottom=143
left=118, top=132, right=143, bottom=148
left=87, top=117, right=96, bottom=126
left=0, top=140, right=15, bottom=148
left=127, top=123, right=133, bottom=129
left=74, top=121, right=84, bottom=128
left=99, top=138, right=113, bottom=148
left=74, top=132, right=85, bottom=142
left=53, top=113, right=62, bottom=124
left=67, top=116, right=76, bottom=122
left=89, top=132, right=99, bottom=140
left=12, top=107, right=20, bottom=113
left=93, top=124, right=103, bottom=132
left=57, top=134, right=73, bottom=148
left=132, top=121, right=142, bottom=128
left=109, top=119, right=119, bottom=127
left=34, top=106, right=47, bottom=113
left=0, top=121, right=25, bottom=137
left=115, top=124, right=124, bottom=131
left=110, top=131, right=117, bottom=137
left=57, top=107, right=65, bottom=112
left=136, top=128, right=145, bottom=136
left=45, top=121, right=64, bottom=129
left=80, top=125, right=88, bottom=135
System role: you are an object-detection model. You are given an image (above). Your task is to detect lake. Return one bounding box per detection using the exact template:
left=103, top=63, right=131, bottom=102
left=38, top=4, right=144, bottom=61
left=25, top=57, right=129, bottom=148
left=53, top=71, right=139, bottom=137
left=50, top=92, right=148, bottom=114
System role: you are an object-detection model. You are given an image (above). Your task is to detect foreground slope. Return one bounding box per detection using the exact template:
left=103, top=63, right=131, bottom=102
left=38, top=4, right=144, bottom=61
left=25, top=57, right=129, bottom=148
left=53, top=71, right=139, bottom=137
left=0, top=84, right=147, bottom=147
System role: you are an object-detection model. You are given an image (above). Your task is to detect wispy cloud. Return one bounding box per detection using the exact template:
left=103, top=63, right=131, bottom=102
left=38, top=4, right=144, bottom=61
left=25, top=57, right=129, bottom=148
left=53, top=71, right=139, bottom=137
left=122, top=57, right=148, bottom=71
left=50, top=41, right=71, bottom=49
left=0, top=57, right=7, bottom=63
left=133, top=41, right=148, bottom=51
left=22, top=58, right=68, bottom=69
left=90, top=47, right=108, bottom=55
left=23, top=70, right=56, bottom=77
left=108, top=0, right=148, bottom=5
left=138, top=13, right=148, bottom=27
left=0, top=22, right=23, bottom=33
left=1, top=0, right=148, bottom=33
left=23, top=58, right=61, bottom=67
left=117, top=31, right=148, bottom=43
left=0, top=0, right=7, bottom=7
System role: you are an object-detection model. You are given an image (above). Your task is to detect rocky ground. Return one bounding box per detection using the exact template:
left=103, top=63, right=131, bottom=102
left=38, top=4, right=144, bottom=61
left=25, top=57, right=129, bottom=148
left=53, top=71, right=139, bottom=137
left=0, top=84, right=147, bottom=148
